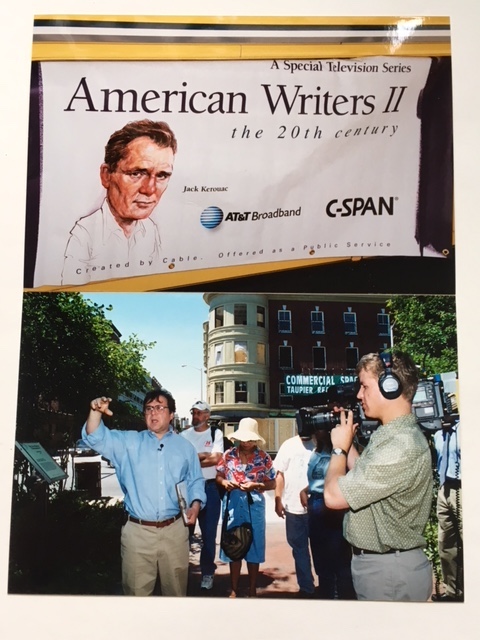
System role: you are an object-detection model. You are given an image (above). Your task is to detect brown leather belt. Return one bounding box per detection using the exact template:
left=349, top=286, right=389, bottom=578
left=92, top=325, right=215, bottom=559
left=127, top=513, right=181, bottom=528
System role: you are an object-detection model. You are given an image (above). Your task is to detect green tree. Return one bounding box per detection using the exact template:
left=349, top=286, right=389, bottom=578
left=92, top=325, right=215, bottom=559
left=386, top=295, right=457, bottom=375
left=386, top=295, right=457, bottom=595
left=16, top=293, right=155, bottom=446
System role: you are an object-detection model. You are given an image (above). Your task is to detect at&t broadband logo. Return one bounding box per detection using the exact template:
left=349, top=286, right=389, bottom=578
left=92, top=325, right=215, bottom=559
left=200, top=206, right=224, bottom=229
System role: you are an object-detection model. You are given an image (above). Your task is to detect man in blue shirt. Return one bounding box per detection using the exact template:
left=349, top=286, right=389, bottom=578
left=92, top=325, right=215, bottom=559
left=82, top=388, right=206, bottom=596
left=433, top=420, right=463, bottom=601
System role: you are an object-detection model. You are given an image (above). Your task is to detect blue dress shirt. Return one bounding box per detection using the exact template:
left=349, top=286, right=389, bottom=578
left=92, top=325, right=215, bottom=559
left=434, top=422, right=461, bottom=484
left=82, top=421, right=206, bottom=521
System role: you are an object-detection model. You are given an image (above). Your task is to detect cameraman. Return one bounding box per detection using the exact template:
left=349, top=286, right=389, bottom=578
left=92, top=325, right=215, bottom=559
left=324, top=351, right=433, bottom=601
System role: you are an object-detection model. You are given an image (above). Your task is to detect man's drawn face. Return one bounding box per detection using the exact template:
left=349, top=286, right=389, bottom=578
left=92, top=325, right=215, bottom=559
left=100, top=136, right=174, bottom=223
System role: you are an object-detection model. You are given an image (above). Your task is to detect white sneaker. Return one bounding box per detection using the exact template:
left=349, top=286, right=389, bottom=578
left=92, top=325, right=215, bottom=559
left=201, top=575, right=214, bottom=590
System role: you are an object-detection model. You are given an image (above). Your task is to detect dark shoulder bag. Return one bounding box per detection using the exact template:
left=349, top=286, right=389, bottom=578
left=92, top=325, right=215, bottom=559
left=220, top=491, right=254, bottom=561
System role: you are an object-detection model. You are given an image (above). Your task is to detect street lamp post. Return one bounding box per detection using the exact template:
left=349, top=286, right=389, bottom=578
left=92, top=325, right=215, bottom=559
left=181, top=364, right=204, bottom=401
left=390, top=321, right=396, bottom=348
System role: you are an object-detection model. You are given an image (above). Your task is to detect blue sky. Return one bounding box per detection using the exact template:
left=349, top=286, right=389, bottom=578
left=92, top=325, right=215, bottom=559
left=83, top=292, right=209, bottom=420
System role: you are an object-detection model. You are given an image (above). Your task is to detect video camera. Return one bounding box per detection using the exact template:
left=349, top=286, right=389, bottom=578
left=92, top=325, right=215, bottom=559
left=296, top=378, right=459, bottom=443
left=412, top=377, right=459, bottom=432
left=295, top=382, right=380, bottom=443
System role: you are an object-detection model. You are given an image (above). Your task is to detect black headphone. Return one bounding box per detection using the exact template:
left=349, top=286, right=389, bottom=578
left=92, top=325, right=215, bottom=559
left=378, top=351, right=403, bottom=400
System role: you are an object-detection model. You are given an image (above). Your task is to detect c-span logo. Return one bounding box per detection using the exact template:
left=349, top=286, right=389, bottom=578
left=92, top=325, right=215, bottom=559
left=200, top=206, right=224, bottom=229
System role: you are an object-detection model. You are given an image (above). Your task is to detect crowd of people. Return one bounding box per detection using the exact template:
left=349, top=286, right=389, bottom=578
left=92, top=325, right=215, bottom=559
left=81, top=350, right=462, bottom=601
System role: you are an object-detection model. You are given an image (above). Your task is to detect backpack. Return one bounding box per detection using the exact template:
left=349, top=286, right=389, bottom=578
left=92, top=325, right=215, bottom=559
left=210, top=426, right=232, bottom=455
left=211, top=426, right=231, bottom=500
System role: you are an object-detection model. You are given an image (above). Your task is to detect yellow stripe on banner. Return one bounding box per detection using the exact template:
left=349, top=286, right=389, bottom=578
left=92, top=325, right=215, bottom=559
left=32, top=14, right=451, bottom=61
left=32, top=42, right=451, bottom=62
left=33, top=15, right=451, bottom=27
left=26, top=257, right=353, bottom=293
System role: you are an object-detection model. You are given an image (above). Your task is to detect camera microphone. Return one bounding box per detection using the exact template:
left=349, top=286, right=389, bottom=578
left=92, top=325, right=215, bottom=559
left=159, top=444, right=164, bottom=451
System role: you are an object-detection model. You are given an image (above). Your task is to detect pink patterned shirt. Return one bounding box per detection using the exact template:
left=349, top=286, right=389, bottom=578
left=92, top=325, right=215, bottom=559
left=216, top=446, right=276, bottom=484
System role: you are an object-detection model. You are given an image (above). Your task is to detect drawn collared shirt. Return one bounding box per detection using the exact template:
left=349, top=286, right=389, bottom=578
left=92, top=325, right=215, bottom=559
left=62, top=199, right=161, bottom=284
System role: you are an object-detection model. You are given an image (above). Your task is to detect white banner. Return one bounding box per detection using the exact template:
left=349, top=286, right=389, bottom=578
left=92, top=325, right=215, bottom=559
left=32, top=57, right=441, bottom=287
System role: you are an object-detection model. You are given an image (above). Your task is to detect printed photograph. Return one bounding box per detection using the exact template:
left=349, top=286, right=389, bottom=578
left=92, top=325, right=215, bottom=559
left=9, top=291, right=461, bottom=602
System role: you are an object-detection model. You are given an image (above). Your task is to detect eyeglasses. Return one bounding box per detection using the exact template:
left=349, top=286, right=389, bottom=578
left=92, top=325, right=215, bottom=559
left=145, top=405, right=170, bottom=414
left=116, top=169, right=172, bottom=184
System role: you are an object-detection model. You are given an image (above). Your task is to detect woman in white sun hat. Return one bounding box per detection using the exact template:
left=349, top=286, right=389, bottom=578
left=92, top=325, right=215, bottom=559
left=216, top=417, right=276, bottom=598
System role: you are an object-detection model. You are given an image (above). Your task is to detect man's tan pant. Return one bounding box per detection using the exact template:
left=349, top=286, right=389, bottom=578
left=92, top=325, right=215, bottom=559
left=121, top=517, right=189, bottom=596
left=437, top=482, right=463, bottom=598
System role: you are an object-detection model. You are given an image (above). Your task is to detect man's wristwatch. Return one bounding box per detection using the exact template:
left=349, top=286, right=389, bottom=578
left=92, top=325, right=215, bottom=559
left=332, top=447, right=347, bottom=457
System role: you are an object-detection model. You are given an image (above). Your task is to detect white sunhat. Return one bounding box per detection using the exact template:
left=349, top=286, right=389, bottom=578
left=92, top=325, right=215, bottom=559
left=230, top=417, right=265, bottom=444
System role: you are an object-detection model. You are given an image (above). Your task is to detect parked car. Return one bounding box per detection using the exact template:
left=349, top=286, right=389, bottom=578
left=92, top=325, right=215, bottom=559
left=74, top=438, right=98, bottom=457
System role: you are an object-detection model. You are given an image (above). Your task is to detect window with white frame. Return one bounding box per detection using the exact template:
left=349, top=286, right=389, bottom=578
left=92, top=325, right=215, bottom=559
left=279, top=383, right=294, bottom=407
left=214, top=306, right=224, bottom=328
left=346, top=345, right=359, bottom=370
left=234, top=304, right=247, bottom=326
left=234, top=341, right=248, bottom=363
left=311, top=308, right=325, bottom=334
left=215, top=382, right=224, bottom=404
left=257, top=343, right=266, bottom=365
left=235, top=381, right=248, bottom=403
left=377, top=310, right=390, bottom=336
left=344, top=309, right=357, bottom=335
left=257, top=305, right=266, bottom=328
left=278, top=307, right=292, bottom=333
left=214, top=343, right=223, bottom=366
left=313, top=345, right=327, bottom=370
left=279, top=343, right=293, bottom=369
left=258, top=382, right=266, bottom=405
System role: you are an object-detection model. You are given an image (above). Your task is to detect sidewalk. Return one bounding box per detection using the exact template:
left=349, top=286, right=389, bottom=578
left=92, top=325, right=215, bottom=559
left=97, top=462, right=442, bottom=600
left=187, top=515, right=304, bottom=599
left=100, top=464, right=301, bottom=598
left=100, top=458, right=303, bottom=598
left=187, top=519, right=442, bottom=601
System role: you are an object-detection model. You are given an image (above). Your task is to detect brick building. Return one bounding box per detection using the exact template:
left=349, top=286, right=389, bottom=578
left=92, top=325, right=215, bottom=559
left=203, top=293, right=392, bottom=452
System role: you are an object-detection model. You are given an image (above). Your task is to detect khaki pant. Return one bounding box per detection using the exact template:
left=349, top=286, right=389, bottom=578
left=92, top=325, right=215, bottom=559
left=121, top=517, right=189, bottom=596
left=437, top=483, right=463, bottom=598
left=351, top=548, right=432, bottom=601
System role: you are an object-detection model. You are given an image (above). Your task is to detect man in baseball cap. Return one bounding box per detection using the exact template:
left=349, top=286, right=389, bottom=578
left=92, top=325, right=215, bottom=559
left=181, top=400, right=224, bottom=591
left=191, top=400, right=211, bottom=412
